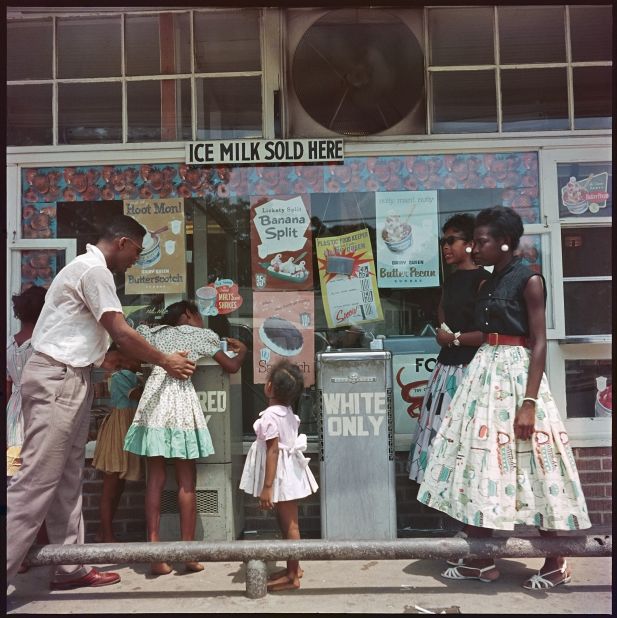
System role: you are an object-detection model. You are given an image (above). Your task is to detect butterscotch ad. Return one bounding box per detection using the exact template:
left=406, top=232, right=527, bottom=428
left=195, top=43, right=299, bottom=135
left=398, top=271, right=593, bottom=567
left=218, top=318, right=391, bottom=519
left=123, top=198, right=186, bottom=294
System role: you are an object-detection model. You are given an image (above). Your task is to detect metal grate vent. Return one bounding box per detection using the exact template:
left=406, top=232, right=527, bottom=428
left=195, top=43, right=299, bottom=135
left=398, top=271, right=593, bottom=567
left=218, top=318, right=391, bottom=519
left=160, top=489, right=219, bottom=514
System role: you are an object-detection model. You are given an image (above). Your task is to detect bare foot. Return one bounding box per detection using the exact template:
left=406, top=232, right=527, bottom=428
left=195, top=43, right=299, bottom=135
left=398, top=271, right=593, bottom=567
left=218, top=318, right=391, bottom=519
left=150, top=562, right=173, bottom=575
left=267, top=574, right=301, bottom=591
left=95, top=532, right=118, bottom=543
left=268, top=567, right=304, bottom=581
left=185, top=561, right=204, bottom=573
left=17, top=563, right=30, bottom=574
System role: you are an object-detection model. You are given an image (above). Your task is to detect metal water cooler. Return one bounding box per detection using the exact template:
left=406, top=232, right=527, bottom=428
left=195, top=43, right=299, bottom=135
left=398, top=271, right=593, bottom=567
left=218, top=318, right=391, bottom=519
left=158, top=358, right=244, bottom=541
left=316, top=349, right=396, bottom=540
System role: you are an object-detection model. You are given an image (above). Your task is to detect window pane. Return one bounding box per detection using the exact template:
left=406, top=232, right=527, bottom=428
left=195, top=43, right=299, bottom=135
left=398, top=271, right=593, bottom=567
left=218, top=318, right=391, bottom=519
left=58, top=82, right=122, bottom=144
left=57, top=16, right=121, bottom=78
left=562, top=227, right=611, bottom=278
left=501, top=68, right=568, bottom=132
left=564, top=281, right=612, bottom=336
left=128, top=79, right=192, bottom=142
left=498, top=6, right=565, bottom=64
left=196, top=77, right=262, bottom=139
left=7, top=85, right=53, bottom=146
left=125, top=12, right=190, bottom=76
left=428, top=8, right=494, bottom=66
left=431, top=71, right=497, bottom=133
left=7, top=19, right=53, bottom=80
left=20, top=250, right=67, bottom=291
left=570, top=6, right=612, bottom=62
left=573, top=67, right=612, bottom=130
left=565, top=359, right=612, bottom=418
left=194, top=10, right=261, bottom=72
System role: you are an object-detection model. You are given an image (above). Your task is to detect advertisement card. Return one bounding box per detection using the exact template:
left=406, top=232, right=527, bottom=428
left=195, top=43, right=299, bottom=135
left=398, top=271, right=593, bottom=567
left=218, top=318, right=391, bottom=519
left=315, top=228, right=383, bottom=328
left=253, top=291, right=314, bottom=386
left=123, top=198, right=186, bottom=294
left=195, top=278, right=244, bottom=317
left=375, top=191, right=439, bottom=288
left=250, top=195, right=313, bottom=291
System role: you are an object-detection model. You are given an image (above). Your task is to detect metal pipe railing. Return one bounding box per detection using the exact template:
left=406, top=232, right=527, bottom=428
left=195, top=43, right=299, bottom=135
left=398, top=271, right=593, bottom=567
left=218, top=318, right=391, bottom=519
left=25, top=535, right=611, bottom=598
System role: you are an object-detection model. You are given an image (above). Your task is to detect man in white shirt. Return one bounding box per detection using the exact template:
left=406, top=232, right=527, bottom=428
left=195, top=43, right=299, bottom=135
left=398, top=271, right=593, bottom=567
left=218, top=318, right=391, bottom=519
left=7, top=215, right=195, bottom=590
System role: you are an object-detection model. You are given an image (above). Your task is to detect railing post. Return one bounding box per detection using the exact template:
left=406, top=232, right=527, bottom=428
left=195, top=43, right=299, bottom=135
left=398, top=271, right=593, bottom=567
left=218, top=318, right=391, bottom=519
left=245, top=559, right=268, bottom=599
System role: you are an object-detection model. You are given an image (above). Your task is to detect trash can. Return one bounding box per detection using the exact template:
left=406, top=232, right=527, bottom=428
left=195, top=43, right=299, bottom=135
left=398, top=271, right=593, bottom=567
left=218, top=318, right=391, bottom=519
left=316, top=349, right=396, bottom=540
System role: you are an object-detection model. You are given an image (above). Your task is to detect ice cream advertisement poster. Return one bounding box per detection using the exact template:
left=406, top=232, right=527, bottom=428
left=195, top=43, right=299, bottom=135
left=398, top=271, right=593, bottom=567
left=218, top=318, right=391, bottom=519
left=375, top=191, right=439, bottom=288
left=315, top=228, right=383, bottom=329
left=557, top=162, right=612, bottom=218
left=253, top=292, right=315, bottom=386
left=250, top=195, right=313, bottom=291
left=123, top=198, right=186, bottom=294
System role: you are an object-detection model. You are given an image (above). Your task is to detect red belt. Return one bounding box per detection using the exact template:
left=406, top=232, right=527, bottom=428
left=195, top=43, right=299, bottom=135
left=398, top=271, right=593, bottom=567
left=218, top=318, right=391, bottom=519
left=484, top=333, right=528, bottom=347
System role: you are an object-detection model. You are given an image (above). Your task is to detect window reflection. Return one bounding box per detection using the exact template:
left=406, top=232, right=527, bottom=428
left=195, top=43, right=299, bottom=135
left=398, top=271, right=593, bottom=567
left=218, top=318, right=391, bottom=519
left=7, top=19, right=53, bottom=80
left=565, top=359, right=612, bottom=418
left=7, top=85, right=53, bottom=146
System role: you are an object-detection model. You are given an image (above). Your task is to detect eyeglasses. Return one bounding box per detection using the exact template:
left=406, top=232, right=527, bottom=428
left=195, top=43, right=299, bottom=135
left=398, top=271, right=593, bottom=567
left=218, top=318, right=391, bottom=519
left=123, top=237, right=144, bottom=253
left=439, top=235, right=467, bottom=247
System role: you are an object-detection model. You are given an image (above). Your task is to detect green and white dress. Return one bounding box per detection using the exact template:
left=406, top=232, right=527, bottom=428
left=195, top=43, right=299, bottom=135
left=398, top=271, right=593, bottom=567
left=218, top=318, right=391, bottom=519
left=123, top=324, right=219, bottom=459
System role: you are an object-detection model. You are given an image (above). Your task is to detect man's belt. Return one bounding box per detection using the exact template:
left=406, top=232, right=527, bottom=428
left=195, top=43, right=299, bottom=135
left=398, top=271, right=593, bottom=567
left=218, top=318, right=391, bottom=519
left=484, top=332, right=528, bottom=347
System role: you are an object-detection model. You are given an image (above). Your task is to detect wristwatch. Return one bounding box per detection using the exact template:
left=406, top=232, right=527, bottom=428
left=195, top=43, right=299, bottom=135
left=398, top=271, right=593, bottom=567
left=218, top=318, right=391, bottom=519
left=452, top=332, right=461, bottom=347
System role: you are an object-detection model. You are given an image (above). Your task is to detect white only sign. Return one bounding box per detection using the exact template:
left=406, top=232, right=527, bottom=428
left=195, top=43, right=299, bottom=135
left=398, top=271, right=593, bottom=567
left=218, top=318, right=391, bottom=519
left=253, top=196, right=310, bottom=259
left=186, top=139, right=344, bottom=165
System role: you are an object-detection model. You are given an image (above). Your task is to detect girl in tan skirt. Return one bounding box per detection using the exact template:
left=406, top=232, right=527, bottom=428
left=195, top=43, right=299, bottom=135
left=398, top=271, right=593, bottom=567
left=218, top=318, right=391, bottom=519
left=92, top=351, right=144, bottom=542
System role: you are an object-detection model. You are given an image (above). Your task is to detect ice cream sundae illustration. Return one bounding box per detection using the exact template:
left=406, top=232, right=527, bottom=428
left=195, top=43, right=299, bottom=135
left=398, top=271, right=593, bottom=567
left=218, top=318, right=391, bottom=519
left=595, top=376, right=612, bottom=418
left=382, top=212, right=412, bottom=253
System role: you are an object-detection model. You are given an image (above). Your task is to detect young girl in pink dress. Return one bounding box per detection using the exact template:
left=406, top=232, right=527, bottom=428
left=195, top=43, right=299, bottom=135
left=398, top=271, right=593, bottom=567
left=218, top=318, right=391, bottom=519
left=240, top=360, right=318, bottom=591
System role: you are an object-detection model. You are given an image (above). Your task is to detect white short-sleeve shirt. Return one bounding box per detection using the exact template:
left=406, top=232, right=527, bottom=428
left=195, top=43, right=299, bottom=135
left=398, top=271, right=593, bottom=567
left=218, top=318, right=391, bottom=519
left=32, top=244, right=123, bottom=367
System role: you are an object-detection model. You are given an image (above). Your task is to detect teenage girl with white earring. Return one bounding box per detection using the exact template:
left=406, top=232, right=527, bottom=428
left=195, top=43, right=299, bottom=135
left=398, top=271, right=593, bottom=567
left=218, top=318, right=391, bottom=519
left=408, top=213, right=489, bottom=483
left=417, top=206, right=591, bottom=589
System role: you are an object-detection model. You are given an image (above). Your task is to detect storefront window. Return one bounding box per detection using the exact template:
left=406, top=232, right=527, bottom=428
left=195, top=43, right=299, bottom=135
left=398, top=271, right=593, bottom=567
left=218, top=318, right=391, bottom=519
left=20, top=151, right=544, bottom=439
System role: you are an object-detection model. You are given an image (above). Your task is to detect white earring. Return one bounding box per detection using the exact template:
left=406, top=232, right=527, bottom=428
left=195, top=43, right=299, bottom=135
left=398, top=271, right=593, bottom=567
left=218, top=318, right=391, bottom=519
left=465, top=246, right=472, bottom=254
left=501, top=243, right=510, bottom=252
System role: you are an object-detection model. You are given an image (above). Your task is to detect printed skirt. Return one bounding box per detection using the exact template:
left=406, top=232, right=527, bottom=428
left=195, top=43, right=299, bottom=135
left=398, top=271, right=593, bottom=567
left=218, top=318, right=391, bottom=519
left=417, top=343, right=591, bottom=531
left=408, top=362, right=467, bottom=484
left=92, top=407, right=142, bottom=481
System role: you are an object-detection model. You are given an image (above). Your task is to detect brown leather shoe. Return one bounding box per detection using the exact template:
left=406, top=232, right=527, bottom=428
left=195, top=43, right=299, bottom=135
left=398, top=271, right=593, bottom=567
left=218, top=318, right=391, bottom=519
left=50, top=567, right=121, bottom=590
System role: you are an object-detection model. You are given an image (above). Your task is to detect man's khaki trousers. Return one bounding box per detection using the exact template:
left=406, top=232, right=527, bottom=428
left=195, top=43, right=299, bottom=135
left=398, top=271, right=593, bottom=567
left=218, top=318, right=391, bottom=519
left=7, top=351, right=94, bottom=582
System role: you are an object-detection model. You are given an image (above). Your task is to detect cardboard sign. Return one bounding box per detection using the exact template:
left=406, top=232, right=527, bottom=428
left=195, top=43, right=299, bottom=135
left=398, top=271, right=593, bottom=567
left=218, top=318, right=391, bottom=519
left=250, top=195, right=313, bottom=291
left=253, top=291, right=314, bottom=386
left=315, top=229, right=383, bottom=328
left=123, top=198, right=186, bottom=294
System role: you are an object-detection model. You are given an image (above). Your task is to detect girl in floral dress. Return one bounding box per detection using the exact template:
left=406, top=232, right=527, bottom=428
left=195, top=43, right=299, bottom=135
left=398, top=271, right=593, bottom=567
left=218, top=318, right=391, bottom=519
left=124, top=300, right=247, bottom=575
left=417, top=206, right=590, bottom=590
left=240, top=360, right=318, bottom=591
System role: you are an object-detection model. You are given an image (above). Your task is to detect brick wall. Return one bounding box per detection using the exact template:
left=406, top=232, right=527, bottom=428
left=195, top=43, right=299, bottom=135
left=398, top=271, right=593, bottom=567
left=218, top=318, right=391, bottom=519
left=81, top=445, right=611, bottom=541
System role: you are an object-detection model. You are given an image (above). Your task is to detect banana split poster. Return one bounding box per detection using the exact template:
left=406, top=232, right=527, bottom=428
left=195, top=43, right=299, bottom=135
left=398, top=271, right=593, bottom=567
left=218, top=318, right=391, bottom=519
left=250, top=195, right=313, bottom=291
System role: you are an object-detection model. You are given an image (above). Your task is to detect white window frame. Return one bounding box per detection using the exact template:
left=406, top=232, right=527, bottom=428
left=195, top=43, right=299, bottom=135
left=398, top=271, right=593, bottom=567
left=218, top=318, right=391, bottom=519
left=8, top=238, right=77, bottom=336
left=539, top=146, right=612, bottom=446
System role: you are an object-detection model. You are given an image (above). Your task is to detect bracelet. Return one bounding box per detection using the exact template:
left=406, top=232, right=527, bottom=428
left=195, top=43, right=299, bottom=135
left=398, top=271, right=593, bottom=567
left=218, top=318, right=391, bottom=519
left=522, top=397, right=537, bottom=405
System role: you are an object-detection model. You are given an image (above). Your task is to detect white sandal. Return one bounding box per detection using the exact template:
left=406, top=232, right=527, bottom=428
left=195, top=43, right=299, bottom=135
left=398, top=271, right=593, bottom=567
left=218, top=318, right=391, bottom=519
left=441, top=563, right=498, bottom=583
left=522, top=561, right=571, bottom=590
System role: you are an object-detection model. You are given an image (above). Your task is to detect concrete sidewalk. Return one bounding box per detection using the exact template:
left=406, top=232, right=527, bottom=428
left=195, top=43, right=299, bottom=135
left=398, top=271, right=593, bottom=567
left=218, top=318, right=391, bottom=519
left=7, top=555, right=611, bottom=614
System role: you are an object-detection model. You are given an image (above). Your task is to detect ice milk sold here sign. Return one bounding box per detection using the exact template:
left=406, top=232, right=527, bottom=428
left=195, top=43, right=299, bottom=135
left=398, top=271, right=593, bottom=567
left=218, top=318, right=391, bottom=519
left=186, top=139, right=344, bottom=165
